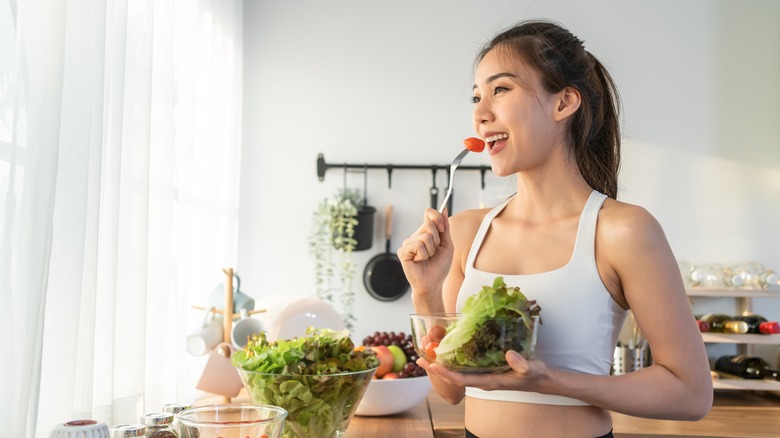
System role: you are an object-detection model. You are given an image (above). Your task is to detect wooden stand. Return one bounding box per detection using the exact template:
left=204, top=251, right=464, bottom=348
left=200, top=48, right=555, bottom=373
left=224, top=268, right=234, bottom=345
left=192, top=268, right=266, bottom=403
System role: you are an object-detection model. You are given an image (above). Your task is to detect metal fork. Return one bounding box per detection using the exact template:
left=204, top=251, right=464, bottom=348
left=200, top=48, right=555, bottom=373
left=437, top=148, right=471, bottom=213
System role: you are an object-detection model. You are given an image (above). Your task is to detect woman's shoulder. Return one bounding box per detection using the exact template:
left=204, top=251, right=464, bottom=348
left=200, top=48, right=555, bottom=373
left=598, top=198, right=667, bottom=248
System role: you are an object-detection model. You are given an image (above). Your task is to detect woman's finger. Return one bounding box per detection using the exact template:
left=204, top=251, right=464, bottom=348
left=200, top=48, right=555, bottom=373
left=398, top=237, right=430, bottom=263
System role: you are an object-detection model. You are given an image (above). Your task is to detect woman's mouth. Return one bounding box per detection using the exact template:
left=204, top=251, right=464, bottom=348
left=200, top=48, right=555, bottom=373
left=484, top=133, right=509, bottom=153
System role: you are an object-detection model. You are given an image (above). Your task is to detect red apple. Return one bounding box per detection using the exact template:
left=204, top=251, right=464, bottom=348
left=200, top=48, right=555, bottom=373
left=370, top=345, right=394, bottom=378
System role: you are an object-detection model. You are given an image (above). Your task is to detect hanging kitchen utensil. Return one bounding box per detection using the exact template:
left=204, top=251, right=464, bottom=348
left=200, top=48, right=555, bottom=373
left=363, top=205, right=409, bottom=301
left=430, top=167, right=439, bottom=209
left=353, top=165, right=375, bottom=251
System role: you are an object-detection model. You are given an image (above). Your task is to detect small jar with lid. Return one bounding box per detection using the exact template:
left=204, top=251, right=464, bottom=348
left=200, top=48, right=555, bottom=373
left=142, top=413, right=178, bottom=437
left=161, top=403, right=190, bottom=416
left=161, top=404, right=190, bottom=435
left=111, top=424, right=146, bottom=438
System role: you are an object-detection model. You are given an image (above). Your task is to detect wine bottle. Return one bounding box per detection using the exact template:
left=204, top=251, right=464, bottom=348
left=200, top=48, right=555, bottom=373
left=695, top=318, right=710, bottom=333
left=734, top=314, right=780, bottom=334
left=696, top=313, right=748, bottom=334
left=714, top=355, right=780, bottom=380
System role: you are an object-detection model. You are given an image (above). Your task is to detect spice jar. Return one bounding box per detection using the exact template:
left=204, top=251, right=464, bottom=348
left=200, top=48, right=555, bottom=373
left=111, top=424, right=146, bottom=438
left=142, top=413, right=178, bottom=437
left=161, top=404, right=190, bottom=436
left=161, top=403, right=190, bottom=415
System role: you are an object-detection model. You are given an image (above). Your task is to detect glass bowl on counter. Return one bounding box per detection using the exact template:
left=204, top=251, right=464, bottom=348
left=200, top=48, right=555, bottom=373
left=176, top=404, right=287, bottom=438
left=235, top=367, right=376, bottom=438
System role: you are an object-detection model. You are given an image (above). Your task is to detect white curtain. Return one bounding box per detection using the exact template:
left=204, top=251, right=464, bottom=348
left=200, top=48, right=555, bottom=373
left=0, top=0, right=243, bottom=436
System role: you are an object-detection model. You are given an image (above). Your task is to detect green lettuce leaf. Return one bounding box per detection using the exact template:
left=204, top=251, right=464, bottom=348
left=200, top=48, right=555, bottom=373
left=436, top=277, right=541, bottom=369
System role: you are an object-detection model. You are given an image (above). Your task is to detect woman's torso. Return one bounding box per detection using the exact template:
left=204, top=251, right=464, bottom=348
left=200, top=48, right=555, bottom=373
left=454, top=190, right=627, bottom=437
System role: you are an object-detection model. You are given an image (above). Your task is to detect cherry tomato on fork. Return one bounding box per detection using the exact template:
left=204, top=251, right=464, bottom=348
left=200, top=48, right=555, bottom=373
left=464, top=137, right=485, bottom=152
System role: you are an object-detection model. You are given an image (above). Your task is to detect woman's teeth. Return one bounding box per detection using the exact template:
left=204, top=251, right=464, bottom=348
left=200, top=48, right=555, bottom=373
left=485, top=133, right=508, bottom=143
left=485, top=133, right=508, bottom=149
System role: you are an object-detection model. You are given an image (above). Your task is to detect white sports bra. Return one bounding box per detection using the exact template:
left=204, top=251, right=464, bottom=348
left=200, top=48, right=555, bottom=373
left=456, top=191, right=627, bottom=406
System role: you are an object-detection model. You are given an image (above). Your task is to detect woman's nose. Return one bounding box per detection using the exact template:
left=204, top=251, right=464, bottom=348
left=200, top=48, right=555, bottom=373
left=472, top=99, right=493, bottom=125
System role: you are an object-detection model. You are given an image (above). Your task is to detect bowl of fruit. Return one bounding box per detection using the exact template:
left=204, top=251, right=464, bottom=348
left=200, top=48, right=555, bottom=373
left=354, top=331, right=432, bottom=416
left=410, top=277, right=541, bottom=374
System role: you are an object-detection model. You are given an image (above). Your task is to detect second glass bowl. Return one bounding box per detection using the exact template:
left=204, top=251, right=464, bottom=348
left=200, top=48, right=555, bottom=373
left=410, top=313, right=539, bottom=374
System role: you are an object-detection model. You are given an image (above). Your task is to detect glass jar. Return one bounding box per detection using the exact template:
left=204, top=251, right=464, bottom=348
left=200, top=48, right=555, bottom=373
left=677, top=259, right=695, bottom=288
left=690, top=263, right=726, bottom=289
left=111, top=424, right=146, bottom=438
left=725, top=261, right=778, bottom=289
left=161, top=404, right=190, bottom=436
left=142, top=413, right=178, bottom=438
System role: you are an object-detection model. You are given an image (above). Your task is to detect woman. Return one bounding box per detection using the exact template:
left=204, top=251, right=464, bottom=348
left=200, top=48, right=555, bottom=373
left=397, top=20, right=713, bottom=438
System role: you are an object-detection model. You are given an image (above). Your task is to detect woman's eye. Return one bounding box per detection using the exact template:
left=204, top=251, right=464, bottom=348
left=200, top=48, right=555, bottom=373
left=471, top=95, right=481, bottom=104
left=493, top=86, right=509, bottom=95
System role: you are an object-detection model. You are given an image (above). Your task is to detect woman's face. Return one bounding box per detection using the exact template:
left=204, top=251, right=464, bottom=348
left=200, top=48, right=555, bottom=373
left=472, top=48, right=561, bottom=177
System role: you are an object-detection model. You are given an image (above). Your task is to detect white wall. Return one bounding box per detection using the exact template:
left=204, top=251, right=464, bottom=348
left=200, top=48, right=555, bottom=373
left=238, top=0, right=780, bottom=347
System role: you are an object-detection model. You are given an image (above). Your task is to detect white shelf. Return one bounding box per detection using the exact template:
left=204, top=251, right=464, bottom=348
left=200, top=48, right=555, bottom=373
left=686, top=287, right=780, bottom=298
left=713, top=373, right=780, bottom=391
left=702, top=333, right=780, bottom=344
left=688, top=287, right=780, bottom=393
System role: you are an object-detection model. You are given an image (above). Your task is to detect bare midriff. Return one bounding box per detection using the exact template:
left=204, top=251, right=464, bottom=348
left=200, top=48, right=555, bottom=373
left=465, top=396, right=613, bottom=438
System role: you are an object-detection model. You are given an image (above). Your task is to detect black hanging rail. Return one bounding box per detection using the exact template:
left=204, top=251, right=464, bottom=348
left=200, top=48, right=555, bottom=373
left=316, top=153, right=492, bottom=189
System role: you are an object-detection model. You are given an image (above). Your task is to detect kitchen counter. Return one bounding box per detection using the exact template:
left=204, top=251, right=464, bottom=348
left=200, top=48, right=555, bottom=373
left=347, top=390, right=780, bottom=438
left=202, top=388, right=780, bottom=437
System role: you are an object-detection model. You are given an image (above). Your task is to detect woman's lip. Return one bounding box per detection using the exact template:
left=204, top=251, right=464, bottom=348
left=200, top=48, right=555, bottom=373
left=488, top=140, right=506, bottom=155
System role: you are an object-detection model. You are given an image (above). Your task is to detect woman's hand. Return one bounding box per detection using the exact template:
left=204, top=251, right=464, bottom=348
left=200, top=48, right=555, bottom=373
left=418, top=350, right=550, bottom=393
left=397, top=208, right=455, bottom=302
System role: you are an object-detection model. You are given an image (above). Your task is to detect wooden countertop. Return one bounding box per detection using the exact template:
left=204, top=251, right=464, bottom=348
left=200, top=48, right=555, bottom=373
left=347, top=390, right=780, bottom=438
left=202, top=388, right=780, bottom=437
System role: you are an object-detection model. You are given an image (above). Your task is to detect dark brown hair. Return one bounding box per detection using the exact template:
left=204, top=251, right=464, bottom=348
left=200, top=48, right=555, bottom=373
left=477, top=20, right=621, bottom=199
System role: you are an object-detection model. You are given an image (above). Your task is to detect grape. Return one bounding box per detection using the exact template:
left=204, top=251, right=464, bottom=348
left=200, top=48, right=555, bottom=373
left=362, top=330, right=428, bottom=378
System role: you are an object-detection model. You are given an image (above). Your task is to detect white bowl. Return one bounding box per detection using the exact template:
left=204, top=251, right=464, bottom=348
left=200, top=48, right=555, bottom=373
left=354, top=376, right=432, bottom=416
left=259, top=295, right=345, bottom=341
left=50, top=420, right=109, bottom=438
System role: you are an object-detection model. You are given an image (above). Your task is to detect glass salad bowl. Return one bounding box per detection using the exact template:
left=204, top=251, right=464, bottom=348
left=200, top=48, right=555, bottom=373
left=235, top=367, right=375, bottom=438
left=410, top=313, right=539, bottom=374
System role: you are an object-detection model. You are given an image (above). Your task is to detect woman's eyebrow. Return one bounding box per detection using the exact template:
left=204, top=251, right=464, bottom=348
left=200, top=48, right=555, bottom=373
left=473, top=72, right=519, bottom=90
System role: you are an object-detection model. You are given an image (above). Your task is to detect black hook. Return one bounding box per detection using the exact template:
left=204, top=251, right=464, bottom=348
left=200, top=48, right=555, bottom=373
left=342, top=164, right=347, bottom=192
left=387, top=165, right=393, bottom=189
left=363, top=164, right=368, bottom=204
left=480, top=167, right=487, bottom=189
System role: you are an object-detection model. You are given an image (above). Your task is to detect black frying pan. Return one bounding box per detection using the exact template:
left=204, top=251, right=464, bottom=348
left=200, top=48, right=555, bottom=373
left=363, top=205, right=410, bottom=301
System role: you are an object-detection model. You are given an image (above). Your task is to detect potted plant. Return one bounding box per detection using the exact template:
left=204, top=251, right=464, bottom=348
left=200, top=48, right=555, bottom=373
left=309, top=189, right=373, bottom=332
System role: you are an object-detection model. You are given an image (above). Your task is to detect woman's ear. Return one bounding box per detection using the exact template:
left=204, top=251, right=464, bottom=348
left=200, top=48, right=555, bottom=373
left=553, top=86, right=581, bottom=121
